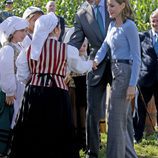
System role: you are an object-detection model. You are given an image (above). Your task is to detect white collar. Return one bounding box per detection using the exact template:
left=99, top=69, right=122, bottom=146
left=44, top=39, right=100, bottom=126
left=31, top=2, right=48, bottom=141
left=152, top=30, right=158, bottom=37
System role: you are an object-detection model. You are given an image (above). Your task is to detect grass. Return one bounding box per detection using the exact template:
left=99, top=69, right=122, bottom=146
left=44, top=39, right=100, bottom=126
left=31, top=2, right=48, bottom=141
left=135, top=133, right=158, bottom=158
left=80, top=132, right=158, bottom=158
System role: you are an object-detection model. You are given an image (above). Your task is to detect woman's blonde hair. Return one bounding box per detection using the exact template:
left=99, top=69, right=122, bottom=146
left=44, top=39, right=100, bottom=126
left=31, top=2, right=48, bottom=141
left=116, top=0, right=133, bottom=21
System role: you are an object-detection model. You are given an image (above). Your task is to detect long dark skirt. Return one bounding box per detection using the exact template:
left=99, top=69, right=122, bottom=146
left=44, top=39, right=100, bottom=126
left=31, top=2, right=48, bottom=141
left=10, top=85, right=74, bottom=158
left=73, top=75, right=87, bottom=150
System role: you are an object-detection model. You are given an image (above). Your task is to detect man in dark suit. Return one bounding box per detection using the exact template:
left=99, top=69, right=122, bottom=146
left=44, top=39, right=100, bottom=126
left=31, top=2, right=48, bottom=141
left=46, top=1, right=65, bottom=42
left=133, top=9, right=158, bottom=143
left=69, top=0, right=111, bottom=157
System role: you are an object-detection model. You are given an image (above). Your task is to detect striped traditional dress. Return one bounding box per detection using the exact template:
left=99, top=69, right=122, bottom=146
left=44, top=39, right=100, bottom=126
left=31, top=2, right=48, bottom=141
left=10, top=38, right=74, bottom=158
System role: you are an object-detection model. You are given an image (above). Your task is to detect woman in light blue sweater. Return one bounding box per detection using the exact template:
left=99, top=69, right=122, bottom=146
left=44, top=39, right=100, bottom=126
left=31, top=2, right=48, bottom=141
left=94, top=0, right=141, bottom=157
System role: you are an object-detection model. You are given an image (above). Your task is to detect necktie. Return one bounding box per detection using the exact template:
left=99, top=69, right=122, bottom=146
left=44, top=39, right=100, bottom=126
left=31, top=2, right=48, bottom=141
left=154, top=35, right=158, bottom=56
left=96, top=5, right=105, bottom=37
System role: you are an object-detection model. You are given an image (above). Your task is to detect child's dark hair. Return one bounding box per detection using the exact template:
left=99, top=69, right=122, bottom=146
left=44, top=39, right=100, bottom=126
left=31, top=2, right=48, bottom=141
left=8, top=34, right=13, bottom=42
left=56, top=17, right=60, bottom=28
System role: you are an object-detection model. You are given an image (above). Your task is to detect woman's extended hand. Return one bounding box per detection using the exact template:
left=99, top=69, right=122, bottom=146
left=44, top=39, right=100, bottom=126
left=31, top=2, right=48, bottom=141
left=126, top=86, right=136, bottom=101
left=93, top=61, right=98, bottom=70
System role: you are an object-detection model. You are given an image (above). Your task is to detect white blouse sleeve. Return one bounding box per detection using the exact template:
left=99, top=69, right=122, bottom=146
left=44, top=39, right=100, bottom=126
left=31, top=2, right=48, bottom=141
left=67, top=45, right=93, bottom=74
left=16, top=49, right=31, bottom=84
left=0, top=46, right=16, bottom=96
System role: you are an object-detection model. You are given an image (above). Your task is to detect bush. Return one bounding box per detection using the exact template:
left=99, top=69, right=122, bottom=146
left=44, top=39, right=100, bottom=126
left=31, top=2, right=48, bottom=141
left=0, top=0, right=84, bottom=27
left=1, top=0, right=158, bottom=30
left=130, top=0, right=158, bottom=31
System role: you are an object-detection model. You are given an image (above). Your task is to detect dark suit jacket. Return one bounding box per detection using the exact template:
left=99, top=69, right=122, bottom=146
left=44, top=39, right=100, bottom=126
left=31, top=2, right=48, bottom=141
left=69, top=1, right=111, bottom=86
left=138, top=30, right=158, bottom=87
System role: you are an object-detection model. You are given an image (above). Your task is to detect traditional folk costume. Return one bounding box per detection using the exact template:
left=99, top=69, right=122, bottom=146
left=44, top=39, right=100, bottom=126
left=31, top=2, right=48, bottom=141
left=0, top=16, right=28, bottom=155
left=10, top=12, right=93, bottom=158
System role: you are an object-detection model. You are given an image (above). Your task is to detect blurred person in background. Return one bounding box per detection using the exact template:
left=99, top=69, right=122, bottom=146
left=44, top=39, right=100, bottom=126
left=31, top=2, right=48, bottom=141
left=0, top=0, right=14, bottom=23
left=133, top=8, right=158, bottom=143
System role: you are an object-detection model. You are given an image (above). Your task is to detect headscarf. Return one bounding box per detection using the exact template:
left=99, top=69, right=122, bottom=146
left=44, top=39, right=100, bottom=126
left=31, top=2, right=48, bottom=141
left=30, top=12, right=58, bottom=61
left=0, top=16, right=28, bottom=45
left=22, top=6, right=44, bottom=20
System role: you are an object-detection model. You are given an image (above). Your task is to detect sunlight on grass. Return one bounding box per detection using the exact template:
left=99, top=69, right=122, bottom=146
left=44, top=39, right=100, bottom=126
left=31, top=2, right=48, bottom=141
left=135, top=133, right=158, bottom=158
left=80, top=133, right=158, bottom=158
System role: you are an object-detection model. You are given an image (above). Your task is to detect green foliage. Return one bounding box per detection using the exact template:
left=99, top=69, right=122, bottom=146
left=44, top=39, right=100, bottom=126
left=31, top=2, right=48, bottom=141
left=0, top=0, right=84, bottom=26
left=55, top=0, right=84, bottom=26
left=130, top=0, right=158, bottom=31
left=1, top=0, right=158, bottom=31
left=80, top=133, right=158, bottom=158
left=0, top=0, right=47, bottom=17
left=135, top=133, right=158, bottom=158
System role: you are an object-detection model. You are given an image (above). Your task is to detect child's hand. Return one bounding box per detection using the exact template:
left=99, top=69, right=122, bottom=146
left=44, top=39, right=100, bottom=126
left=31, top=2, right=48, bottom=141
left=93, top=61, right=98, bottom=70
left=64, top=74, right=72, bottom=85
left=79, top=51, right=86, bottom=56
left=6, top=96, right=15, bottom=105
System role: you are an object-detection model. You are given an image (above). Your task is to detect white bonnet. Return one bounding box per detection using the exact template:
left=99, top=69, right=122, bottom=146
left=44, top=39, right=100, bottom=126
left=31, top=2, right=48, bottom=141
left=0, top=16, right=28, bottom=45
left=31, top=12, right=58, bottom=61
left=23, top=6, right=44, bottom=20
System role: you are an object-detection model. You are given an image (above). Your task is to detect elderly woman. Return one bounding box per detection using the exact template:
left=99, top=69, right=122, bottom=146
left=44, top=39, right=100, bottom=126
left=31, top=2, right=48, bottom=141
left=10, top=12, right=93, bottom=158
left=0, top=16, right=28, bottom=156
